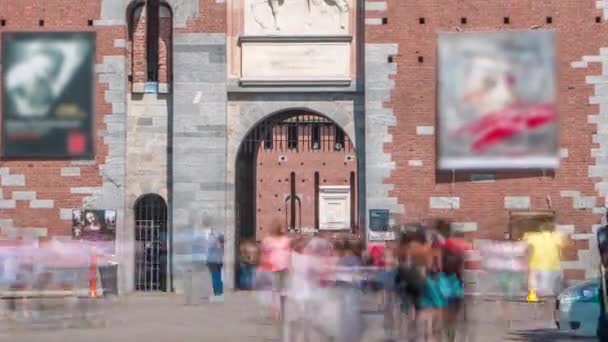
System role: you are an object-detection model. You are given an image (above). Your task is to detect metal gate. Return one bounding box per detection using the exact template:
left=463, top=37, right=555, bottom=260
left=134, top=194, right=168, bottom=291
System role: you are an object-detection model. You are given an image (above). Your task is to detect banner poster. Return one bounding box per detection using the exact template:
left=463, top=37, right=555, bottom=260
left=2, top=32, right=95, bottom=158
left=437, top=31, right=558, bottom=170
left=73, top=209, right=116, bottom=253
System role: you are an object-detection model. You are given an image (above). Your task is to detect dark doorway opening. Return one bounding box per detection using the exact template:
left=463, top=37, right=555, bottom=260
left=134, top=194, right=168, bottom=291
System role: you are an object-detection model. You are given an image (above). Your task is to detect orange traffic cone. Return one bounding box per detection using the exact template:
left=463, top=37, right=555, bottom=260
left=89, top=254, right=98, bottom=298
left=527, top=288, right=538, bottom=303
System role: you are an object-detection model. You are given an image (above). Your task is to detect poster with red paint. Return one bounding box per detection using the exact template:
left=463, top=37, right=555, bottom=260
left=1, top=32, right=95, bottom=158
left=437, top=31, right=558, bottom=170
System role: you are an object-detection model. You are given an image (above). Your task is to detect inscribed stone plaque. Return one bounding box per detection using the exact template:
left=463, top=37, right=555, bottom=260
left=241, top=42, right=351, bottom=81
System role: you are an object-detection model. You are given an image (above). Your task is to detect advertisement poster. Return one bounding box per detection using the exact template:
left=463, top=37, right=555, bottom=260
left=437, top=31, right=558, bottom=170
left=2, top=32, right=95, bottom=158
left=72, top=209, right=116, bottom=246
left=368, top=209, right=394, bottom=241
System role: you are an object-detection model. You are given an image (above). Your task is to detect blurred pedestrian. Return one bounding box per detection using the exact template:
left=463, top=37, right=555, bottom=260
left=260, top=220, right=291, bottom=322
left=335, top=239, right=365, bottom=342
left=394, top=224, right=430, bottom=341
left=207, top=232, right=225, bottom=302
left=439, top=223, right=470, bottom=342
left=380, top=237, right=400, bottom=341
left=523, top=222, right=564, bottom=297
left=238, top=239, right=259, bottom=290
left=417, top=246, right=447, bottom=342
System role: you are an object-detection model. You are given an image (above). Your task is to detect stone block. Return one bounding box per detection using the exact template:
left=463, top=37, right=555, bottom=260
left=106, top=122, right=125, bottom=132
left=560, top=148, right=569, bottom=158
left=159, top=83, right=170, bottom=93
left=560, top=190, right=580, bottom=198
left=408, top=160, right=423, bottom=167
left=71, top=160, right=97, bottom=166
left=1, top=174, right=25, bottom=186
left=451, top=222, right=478, bottom=232
left=429, top=197, right=460, bottom=209
left=61, top=167, right=81, bottom=177
left=556, top=224, right=575, bottom=235
left=593, top=207, right=607, bottom=214
left=574, top=196, right=596, bottom=209
left=416, top=126, right=435, bottom=135
left=470, top=174, right=496, bottom=182
left=590, top=95, right=605, bottom=104
left=504, top=196, right=530, bottom=209
left=12, top=191, right=36, bottom=200
left=60, top=208, right=74, bottom=220
left=71, top=187, right=102, bottom=194
left=0, top=200, right=16, bottom=209
left=365, top=18, right=383, bottom=25
left=113, top=39, right=126, bottom=48
left=571, top=60, right=588, bottom=68
left=137, top=117, right=154, bottom=126
left=173, top=33, right=225, bottom=46
left=30, top=200, right=54, bottom=209
left=572, top=233, right=594, bottom=240
left=583, top=55, right=608, bottom=63
left=0, top=219, right=14, bottom=228
left=132, top=83, right=145, bottom=93
left=366, top=1, right=387, bottom=11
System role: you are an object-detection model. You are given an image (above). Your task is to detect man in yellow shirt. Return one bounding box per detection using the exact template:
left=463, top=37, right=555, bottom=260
left=523, top=223, right=564, bottom=297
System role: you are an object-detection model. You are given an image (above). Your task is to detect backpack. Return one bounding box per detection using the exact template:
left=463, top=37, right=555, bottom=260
left=438, top=272, right=464, bottom=300
left=395, top=264, right=425, bottom=300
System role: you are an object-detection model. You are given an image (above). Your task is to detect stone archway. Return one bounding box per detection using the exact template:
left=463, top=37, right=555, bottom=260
left=232, top=109, right=358, bottom=289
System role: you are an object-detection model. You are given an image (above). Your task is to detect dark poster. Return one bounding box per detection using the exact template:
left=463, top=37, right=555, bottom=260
left=73, top=209, right=116, bottom=245
left=2, top=32, right=95, bottom=158
left=369, top=209, right=390, bottom=232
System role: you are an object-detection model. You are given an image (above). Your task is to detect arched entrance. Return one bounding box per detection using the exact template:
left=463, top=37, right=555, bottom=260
left=234, top=110, right=358, bottom=287
left=134, top=194, right=169, bottom=291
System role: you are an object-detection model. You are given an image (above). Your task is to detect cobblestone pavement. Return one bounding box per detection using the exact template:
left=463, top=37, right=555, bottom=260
left=0, top=293, right=598, bottom=342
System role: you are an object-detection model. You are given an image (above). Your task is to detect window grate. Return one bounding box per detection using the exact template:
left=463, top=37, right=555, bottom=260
left=239, top=112, right=354, bottom=155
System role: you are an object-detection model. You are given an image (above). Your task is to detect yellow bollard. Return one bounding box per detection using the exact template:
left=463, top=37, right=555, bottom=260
left=526, top=288, right=539, bottom=303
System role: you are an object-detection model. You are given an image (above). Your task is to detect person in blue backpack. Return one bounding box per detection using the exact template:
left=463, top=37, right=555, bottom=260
left=417, top=262, right=446, bottom=342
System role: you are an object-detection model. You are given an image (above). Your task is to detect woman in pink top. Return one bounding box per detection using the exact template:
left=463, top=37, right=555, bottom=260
left=260, top=221, right=291, bottom=322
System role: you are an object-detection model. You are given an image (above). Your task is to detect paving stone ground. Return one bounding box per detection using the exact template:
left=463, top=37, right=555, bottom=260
left=0, top=292, right=597, bottom=342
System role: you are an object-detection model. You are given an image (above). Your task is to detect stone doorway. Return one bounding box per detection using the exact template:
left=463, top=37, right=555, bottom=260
left=234, top=110, right=359, bottom=287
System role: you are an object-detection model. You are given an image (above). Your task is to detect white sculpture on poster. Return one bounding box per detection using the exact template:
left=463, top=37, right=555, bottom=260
left=247, top=0, right=350, bottom=35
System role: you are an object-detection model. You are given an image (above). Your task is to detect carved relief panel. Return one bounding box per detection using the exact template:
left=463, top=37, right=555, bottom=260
left=244, top=0, right=350, bottom=36
left=229, top=0, right=356, bottom=86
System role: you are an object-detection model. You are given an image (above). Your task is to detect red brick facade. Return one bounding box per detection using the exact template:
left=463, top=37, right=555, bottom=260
left=128, top=2, right=173, bottom=87
left=0, top=0, right=115, bottom=239
left=1, top=0, right=607, bottom=284
left=0, top=0, right=226, bottom=241
left=366, top=0, right=608, bottom=280
left=256, top=124, right=357, bottom=240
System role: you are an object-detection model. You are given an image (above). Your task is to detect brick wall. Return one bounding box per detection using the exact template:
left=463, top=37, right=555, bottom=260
left=174, top=0, right=226, bottom=34
left=0, top=0, right=123, bottom=240
left=256, top=129, right=357, bottom=241
left=366, top=0, right=608, bottom=281
left=158, top=4, right=172, bottom=85
left=129, top=4, right=146, bottom=85
left=128, top=2, right=173, bottom=87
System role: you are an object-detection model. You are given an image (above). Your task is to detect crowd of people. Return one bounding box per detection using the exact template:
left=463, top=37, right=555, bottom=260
left=235, top=219, right=473, bottom=342
left=234, top=217, right=567, bottom=342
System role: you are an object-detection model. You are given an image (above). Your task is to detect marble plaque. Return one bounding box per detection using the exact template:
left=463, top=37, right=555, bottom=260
left=245, top=0, right=351, bottom=36
left=241, top=42, right=351, bottom=81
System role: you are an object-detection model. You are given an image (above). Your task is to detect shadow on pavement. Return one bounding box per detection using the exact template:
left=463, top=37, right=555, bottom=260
left=506, top=329, right=597, bottom=342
